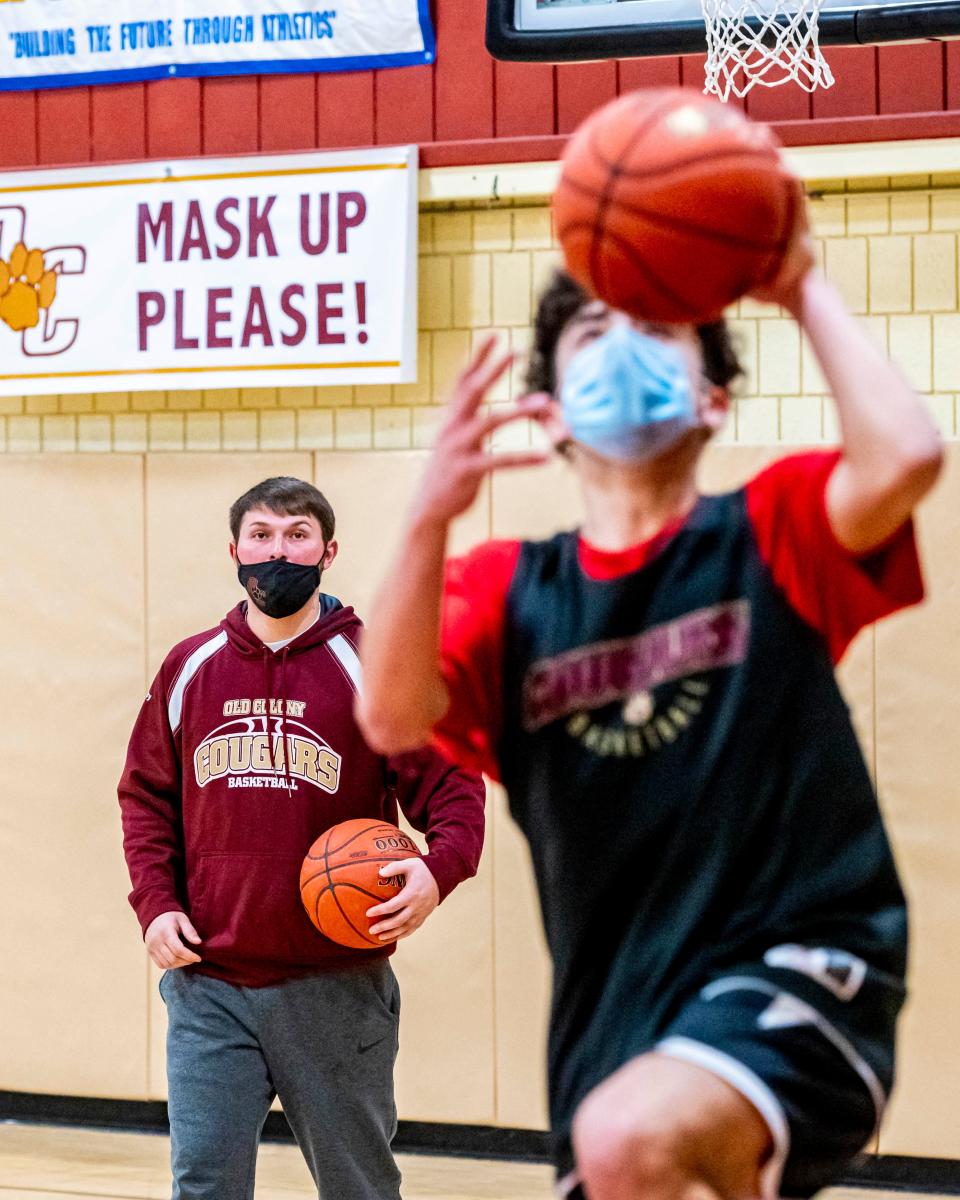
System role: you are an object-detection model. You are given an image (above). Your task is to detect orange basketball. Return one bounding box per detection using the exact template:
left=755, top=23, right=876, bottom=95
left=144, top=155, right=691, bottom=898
left=553, top=88, right=804, bottom=323
left=300, top=818, right=422, bottom=949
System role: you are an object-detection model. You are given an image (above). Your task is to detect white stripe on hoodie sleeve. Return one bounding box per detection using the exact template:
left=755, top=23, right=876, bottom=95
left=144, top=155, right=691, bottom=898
left=327, top=633, right=363, bottom=696
left=167, top=630, right=228, bottom=732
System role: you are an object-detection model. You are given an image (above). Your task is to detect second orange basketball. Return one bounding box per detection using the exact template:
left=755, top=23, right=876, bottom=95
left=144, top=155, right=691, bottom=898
left=300, top=818, right=422, bottom=949
left=553, top=88, right=804, bottom=323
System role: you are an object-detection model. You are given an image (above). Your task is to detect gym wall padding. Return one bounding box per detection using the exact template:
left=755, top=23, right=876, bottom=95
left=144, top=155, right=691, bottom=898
left=873, top=457, right=960, bottom=1156
left=0, top=443, right=951, bottom=1155
left=0, top=456, right=148, bottom=1097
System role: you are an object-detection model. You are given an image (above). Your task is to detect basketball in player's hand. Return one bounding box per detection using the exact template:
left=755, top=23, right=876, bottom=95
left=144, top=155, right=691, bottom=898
left=553, top=88, right=805, bottom=323
left=300, top=819, right=422, bottom=949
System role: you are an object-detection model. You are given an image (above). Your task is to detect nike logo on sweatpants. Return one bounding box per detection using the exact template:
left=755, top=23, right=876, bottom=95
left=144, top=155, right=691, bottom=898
left=358, top=1036, right=388, bottom=1054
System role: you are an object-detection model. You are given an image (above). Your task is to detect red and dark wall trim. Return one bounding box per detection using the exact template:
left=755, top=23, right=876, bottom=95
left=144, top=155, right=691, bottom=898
left=2, top=0, right=960, bottom=174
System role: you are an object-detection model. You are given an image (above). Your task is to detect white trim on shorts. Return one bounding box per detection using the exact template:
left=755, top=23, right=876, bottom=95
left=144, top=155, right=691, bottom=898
left=656, top=1035, right=791, bottom=1200
left=701, top=975, right=888, bottom=1132
left=552, top=1037, right=790, bottom=1200
left=555, top=1168, right=581, bottom=1199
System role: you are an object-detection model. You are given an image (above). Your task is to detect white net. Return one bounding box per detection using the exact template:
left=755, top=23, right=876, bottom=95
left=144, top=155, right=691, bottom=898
left=700, top=0, right=835, bottom=101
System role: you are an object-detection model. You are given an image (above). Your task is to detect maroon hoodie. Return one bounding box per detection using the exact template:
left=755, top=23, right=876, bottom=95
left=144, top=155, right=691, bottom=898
left=119, top=599, right=485, bottom=987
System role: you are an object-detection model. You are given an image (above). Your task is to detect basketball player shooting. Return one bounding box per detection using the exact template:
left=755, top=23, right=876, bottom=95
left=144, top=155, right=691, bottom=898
left=355, top=94, right=943, bottom=1200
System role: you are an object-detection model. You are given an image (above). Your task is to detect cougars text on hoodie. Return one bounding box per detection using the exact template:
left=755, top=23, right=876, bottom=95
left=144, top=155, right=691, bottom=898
left=119, top=600, right=485, bottom=987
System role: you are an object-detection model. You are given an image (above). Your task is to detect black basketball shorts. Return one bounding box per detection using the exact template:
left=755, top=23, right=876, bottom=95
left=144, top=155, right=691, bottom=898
left=557, top=944, right=903, bottom=1200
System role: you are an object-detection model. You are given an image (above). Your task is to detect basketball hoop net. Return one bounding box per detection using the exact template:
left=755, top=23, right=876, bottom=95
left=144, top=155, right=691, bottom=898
left=700, top=0, right=835, bottom=101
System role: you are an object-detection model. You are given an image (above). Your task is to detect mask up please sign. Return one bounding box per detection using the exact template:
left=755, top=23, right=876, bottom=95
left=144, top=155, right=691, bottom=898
left=0, top=145, right=418, bottom=397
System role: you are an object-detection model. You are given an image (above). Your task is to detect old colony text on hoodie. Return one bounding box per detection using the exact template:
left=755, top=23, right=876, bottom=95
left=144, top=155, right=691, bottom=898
left=119, top=600, right=485, bottom=987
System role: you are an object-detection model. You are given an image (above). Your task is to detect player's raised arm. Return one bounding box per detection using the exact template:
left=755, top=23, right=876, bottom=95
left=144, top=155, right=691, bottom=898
left=753, top=246, right=943, bottom=554
left=356, top=337, right=549, bottom=755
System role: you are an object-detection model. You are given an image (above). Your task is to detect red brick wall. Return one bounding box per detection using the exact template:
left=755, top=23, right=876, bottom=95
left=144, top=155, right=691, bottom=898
left=1, top=2, right=958, bottom=172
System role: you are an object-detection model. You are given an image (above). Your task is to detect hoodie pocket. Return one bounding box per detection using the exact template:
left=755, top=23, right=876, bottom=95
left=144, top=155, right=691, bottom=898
left=192, top=851, right=335, bottom=967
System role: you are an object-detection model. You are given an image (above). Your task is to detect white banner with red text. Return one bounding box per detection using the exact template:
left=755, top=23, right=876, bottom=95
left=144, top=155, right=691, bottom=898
left=0, top=0, right=435, bottom=91
left=0, top=145, right=419, bottom=396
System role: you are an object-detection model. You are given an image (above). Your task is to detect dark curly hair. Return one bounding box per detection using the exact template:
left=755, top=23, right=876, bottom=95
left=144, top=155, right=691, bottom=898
left=526, top=270, right=744, bottom=396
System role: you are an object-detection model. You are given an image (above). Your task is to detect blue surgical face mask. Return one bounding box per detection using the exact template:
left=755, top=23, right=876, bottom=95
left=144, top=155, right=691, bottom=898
left=560, top=323, right=698, bottom=463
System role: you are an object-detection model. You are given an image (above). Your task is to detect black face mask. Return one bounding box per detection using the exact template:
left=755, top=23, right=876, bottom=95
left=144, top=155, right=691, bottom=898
left=236, top=556, right=324, bottom=619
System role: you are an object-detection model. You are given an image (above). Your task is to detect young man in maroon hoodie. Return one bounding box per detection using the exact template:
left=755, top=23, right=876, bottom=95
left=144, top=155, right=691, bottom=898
left=119, top=475, right=485, bottom=1200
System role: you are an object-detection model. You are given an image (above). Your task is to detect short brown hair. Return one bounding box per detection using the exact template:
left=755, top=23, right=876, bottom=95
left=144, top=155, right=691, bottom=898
left=229, top=477, right=335, bottom=543
left=526, top=270, right=745, bottom=396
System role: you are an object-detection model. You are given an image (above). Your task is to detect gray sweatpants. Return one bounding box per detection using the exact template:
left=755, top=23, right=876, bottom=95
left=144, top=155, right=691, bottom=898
left=160, top=961, right=402, bottom=1200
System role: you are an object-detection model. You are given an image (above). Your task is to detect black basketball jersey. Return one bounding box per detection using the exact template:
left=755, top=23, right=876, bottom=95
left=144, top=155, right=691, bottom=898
left=496, top=488, right=907, bottom=1140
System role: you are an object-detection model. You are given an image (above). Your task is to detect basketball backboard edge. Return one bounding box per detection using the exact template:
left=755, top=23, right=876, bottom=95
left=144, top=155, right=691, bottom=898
left=486, top=0, right=960, bottom=60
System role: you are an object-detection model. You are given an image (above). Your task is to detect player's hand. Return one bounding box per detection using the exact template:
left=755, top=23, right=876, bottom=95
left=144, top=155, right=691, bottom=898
left=410, top=335, right=551, bottom=528
left=145, top=910, right=202, bottom=969
left=747, top=180, right=816, bottom=315
left=366, top=858, right=440, bottom=942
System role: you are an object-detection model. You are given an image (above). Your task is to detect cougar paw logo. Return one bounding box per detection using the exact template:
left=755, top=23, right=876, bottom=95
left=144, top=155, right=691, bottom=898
left=246, top=576, right=267, bottom=604
left=0, top=242, right=57, bottom=333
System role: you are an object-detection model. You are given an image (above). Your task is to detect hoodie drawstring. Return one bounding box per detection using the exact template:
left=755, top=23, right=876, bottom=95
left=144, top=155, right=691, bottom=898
left=279, top=646, right=292, bottom=794
left=261, top=647, right=292, bottom=796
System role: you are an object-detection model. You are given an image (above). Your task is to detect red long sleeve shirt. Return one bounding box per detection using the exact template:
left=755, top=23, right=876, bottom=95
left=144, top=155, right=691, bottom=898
left=119, top=601, right=485, bottom=987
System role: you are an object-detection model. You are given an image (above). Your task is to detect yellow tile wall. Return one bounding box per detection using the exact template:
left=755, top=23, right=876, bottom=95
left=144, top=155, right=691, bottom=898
left=4, top=177, right=960, bottom=454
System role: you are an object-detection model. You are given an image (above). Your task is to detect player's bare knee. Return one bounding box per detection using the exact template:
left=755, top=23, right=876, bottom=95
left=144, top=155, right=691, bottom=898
left=573, top=1099, right=682, bottom=1200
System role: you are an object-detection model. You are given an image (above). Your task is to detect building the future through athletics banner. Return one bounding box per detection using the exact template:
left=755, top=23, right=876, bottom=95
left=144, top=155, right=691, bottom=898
left=0, top=145, right=419, bottom=396
left=0, top=0, right=435, bottom=91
